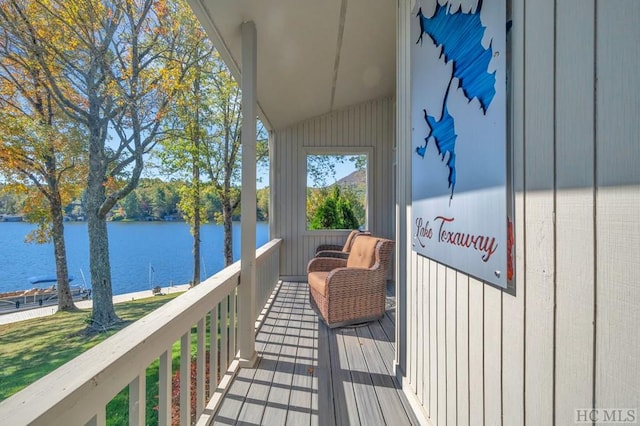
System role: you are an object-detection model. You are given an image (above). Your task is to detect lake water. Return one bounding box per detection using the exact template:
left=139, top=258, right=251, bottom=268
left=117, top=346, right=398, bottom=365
left=0, top=221, right=269, bottom=295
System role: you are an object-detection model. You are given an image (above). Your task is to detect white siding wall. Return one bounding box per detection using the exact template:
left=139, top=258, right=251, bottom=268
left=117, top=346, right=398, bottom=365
left=397, top=0, right=640, bottom=425
left=272, top=97, right=395, bottom=279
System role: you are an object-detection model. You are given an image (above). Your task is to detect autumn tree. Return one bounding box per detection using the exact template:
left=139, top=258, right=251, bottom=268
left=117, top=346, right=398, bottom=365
left=0, top=2, right=85, bottom=311
left=1, top=0, right=204, bottom=329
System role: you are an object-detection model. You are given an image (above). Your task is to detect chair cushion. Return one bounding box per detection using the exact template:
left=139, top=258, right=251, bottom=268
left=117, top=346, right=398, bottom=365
left=308, top=271, right=330, bottom=297
left=346, top=236, right=379, bottom=269
left=342, top=230, right=360, bottom=252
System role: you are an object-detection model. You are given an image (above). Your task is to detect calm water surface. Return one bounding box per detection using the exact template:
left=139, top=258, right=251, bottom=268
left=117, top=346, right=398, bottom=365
left=0, top=221, right=269, bottom=295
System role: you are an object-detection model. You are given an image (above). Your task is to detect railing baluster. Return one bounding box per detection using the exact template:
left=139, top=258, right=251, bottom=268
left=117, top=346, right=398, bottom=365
left=220, top=296, right=228, bottom=371
left=180, top=331, right=191, bottom=426
left=196, top=317, right=206, bottom=416
left=86, top=406, right=106, bottom=426
left=209, top=305, right=219, bottom=396
left=254, top=246, right=280, bottom=322
left=230, top=289, right=236, bottom=356
left=129, top=371, right=146, bottom=425
left=158, top=349, right=172, bottom=426
left=0, top=239, right=282, bottom=425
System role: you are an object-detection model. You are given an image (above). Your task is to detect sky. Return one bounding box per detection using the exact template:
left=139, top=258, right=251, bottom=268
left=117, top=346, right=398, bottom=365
left=306, top=155, right=361, bottom=188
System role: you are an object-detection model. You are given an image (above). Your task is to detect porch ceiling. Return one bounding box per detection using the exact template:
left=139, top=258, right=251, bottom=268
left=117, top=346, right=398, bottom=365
left=188, top=0, right=396, bottom=130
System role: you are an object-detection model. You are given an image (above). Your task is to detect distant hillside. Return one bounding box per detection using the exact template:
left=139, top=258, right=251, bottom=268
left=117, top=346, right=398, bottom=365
left=334, top=169, right=366, bottom=188
left=306, top=168, right=367, bottom=227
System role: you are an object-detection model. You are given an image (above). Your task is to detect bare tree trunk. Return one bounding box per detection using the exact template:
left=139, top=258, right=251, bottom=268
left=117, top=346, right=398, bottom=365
left=192, top=175, right=201, bottom=285
left=86, top=128, right=119, bottom=329
left=51, top=202, right=76, bottom=311
left=86, top=206, right=118, bottom=328
left=41, top=89, right=76, bottom=311
left=192, top=75, right=201, bottom=286
left=222, top=198, right=233, bottom=267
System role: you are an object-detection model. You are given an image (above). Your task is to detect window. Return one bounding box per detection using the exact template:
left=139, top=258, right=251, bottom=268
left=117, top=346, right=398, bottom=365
left=305, top=151, right=369, bottom=231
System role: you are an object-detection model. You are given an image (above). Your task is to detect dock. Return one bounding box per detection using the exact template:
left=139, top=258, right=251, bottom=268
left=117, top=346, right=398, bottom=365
left=0, top=284, right=190, bottom=326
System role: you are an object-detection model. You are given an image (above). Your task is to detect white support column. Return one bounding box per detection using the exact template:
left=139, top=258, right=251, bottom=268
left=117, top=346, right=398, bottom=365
left=395, top=0, right=411, bottom=378
left=268, top=131, right=276, bottom=239
left=238, top=20, right=258, bottom=368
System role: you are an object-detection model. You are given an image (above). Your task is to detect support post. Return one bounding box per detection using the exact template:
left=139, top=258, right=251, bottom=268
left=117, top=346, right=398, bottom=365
left=268, top=131, right=276, bottom=239
left=238, top=20, right=258, bottom=368
left=395, top=0, right=411, bottom=378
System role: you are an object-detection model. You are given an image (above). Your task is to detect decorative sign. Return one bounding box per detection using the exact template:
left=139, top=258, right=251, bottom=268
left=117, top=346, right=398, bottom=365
left=411, top=0, right=510, bottom=288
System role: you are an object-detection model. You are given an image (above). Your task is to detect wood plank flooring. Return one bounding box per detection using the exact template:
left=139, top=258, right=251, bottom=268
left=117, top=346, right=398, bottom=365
left=213, top=281, right=419, bottom=425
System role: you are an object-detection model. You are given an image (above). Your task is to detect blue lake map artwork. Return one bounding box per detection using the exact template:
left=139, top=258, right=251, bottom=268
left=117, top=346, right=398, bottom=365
left=415, top=0, right=496, bottom=201
left=410, top=0, right=508, bottom=288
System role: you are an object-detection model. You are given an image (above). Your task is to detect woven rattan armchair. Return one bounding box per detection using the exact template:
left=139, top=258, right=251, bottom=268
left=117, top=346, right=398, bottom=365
left=314, top=230, right=370, bottom=260
left=307, top=235, right=395, bottom=328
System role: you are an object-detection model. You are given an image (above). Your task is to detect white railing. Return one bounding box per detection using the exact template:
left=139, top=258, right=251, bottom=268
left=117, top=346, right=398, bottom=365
left=0, top=239, right=282, bottom=426
left=254, top=239, right=281, bottom=321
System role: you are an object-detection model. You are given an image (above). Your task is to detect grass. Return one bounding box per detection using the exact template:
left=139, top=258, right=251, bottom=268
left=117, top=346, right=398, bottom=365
left=0, top=294, right=183, bottom=412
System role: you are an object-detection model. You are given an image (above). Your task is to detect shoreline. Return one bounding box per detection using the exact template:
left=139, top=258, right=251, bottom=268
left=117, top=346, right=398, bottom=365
left=0, top=283, right=190, bottom=326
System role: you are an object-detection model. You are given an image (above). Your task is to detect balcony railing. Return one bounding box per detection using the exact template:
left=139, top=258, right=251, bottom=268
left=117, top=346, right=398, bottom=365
left=0, top=238, right=282, bottom=426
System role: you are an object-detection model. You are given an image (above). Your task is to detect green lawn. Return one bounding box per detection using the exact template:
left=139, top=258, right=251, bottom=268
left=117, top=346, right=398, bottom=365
left=0, top=293, right=199, bottom=424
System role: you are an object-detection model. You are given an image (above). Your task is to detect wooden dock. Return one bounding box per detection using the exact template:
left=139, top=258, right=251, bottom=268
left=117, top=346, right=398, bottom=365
left=214, top=281, right=419, bottom=425
left=0, top=286, right=90, bottom=313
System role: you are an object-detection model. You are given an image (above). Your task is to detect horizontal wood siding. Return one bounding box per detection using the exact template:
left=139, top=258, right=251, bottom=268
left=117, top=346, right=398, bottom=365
left=273, top=97, right=395, bottom=278
left=397, top=0, right=640, bottom=424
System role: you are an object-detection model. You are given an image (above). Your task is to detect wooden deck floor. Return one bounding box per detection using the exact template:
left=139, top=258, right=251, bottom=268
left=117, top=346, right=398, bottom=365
left=213, top=281, right=419, bottom=425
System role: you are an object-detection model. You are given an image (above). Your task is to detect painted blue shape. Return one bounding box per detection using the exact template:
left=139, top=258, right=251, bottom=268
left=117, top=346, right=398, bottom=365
left=417, top=2, right=496, bottom=113
left=423, top=107, right=457, bottom=197
left=416, top=143, right=427, bottom=158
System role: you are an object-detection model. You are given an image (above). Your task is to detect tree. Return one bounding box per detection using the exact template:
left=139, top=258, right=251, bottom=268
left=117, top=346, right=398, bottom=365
left=157, top=6, right=214, bottom=284
left=306, top=154, right=366, bottom=228
left=256, top=187, right=269, bottom=221
left=1, top=0, right=204, bottom=329
left=309, top=186, right=360, bottom=230
left=201, top=52, right=243, bottom=266
left=121, top=191, right=142, bottom=219
left=202, top=186, right=221, bottom=220
left=0, top=2, right=86, bottom=311
left=203, top=58, right=269, bottom=266
left=0, top=189, right=24, bottom=214
left=160, top=41, right=268, bottom=269
left=306, top=187, right=327, bottom=225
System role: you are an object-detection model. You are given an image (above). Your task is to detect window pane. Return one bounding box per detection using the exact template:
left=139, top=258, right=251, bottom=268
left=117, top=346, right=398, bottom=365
left=306, top=154, right=367, bottom=230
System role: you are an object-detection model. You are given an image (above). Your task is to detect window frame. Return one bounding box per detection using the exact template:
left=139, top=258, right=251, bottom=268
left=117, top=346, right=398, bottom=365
left=300, top=146, right=373, bottom=235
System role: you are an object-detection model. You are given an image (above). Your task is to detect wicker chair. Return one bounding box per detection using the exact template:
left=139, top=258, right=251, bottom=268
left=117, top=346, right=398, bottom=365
left=314, top=230, right=370, bottom=260
left=307, top=235, right=395, bottom=328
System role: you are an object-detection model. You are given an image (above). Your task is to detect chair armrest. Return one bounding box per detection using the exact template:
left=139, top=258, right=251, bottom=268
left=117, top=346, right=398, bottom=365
left=315, top=250, right=350, bottom=260
left=315, top=244, right=344, bottom=253
left=307, top=256, right=347, bottom=273
left=324, top=267, right=386, bottom=295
